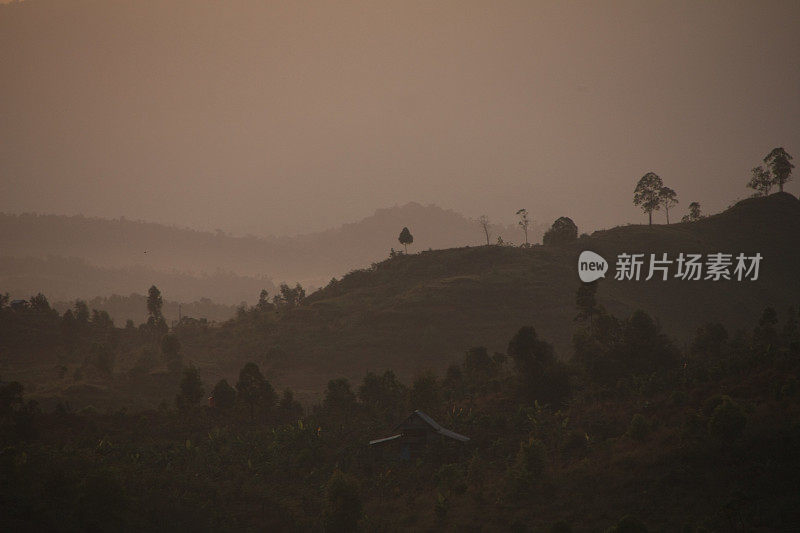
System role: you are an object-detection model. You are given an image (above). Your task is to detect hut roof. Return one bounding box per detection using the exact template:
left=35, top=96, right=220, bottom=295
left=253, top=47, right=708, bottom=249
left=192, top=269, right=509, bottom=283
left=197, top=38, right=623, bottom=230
left=369, top=434, right=403, bottom=446
left=394, top=410, right=470, bottom=442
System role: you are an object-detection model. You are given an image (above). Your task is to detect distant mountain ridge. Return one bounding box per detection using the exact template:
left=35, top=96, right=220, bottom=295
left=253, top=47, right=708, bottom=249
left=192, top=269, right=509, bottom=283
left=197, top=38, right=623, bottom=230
left=0, top=203, right=546, bottom=296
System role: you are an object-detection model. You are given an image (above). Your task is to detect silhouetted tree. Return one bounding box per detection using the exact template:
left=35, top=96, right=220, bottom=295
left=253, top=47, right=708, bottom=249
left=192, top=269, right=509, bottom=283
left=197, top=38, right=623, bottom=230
left=508, top=327, right=555, bottom=368
left=748, top=165, right=773, bottom=196
left=763, top=147, right=794, bottom=193
left=543, top=217, right=578, bottom=245
left=633, top=172, right=663, bottom=225
left=463, top=346, right=497, bottom=381
left=257, top=289, right=270, bottom=311
left=277, top=388, right=303, bottom=421
left=147, top=285, right=163, bottom=319
left=29, top=293, right=51, bottom=312
left=176, top=366, right=205, bottom=410
left=398, top=227, right=413, bottom=253
left=658, top=186, right=678, bottom=224
left=74, top=300, right=90, bottom=325
left=507, top=326, right=570, bottom=406
left=681, top=201, right=702, bottom=222
left=478, top=215, right=491, bottom=245
left=236, top=362, right=276, bottom=418
left=620, top=310, right=677, bottom=374
left=324, top=378, right=358, bottom=412
left=211, top=379, right=236, bottom=410
left=273, top=283, right=305, bottom=309
left=516, top=208, right=530, bottom=246
left=574, top=308, right=675, bottom=383
left=145, top=286, right=168, bottom=342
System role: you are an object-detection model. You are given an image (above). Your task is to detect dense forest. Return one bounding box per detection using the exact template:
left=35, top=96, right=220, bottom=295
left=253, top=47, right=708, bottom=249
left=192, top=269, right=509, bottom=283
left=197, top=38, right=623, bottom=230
left=2, top=269, right=799, bottom=530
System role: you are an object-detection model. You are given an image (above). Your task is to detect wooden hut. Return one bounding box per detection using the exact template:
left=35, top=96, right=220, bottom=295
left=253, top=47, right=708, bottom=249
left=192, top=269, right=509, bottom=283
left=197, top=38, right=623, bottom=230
left=369, top=410, right=469, bottom=458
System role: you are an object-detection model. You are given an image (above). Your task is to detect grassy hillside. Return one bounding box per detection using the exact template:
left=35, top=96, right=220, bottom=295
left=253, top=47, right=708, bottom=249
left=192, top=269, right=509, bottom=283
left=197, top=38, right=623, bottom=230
left=215, top=193, right=800, bottom=393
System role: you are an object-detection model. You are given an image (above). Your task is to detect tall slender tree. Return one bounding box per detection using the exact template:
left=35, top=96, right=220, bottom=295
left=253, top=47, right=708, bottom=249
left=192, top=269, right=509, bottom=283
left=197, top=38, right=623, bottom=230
left=633, top=172, right=663, bottom=225
left=763, top=147, right=794, bottom=193
left=478, top=215, right=491, bottom=245
left=516, top=209, right=530, bottom=246
left=658, top=186, right=679, bottom=224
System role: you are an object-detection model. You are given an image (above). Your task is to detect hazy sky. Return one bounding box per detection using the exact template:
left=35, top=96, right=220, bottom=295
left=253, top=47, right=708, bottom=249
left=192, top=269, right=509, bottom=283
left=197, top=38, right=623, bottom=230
left=1, top=0, right=798, bottom=236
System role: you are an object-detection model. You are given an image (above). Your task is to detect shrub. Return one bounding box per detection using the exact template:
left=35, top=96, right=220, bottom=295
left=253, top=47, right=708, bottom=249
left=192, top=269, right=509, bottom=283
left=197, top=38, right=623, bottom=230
left=323, top=469, right=362, bottom=533
left=211, top=379, right=236, bottom=410
left=669, top=390, right=688, bottom=407
left=434, top=463, right=467, bottom=495
left=708, top=398, right=747, bottom=440
left=561, top=430, right=588, bottom=458
left=551, top=521, right=573, bottom=533
left=702, top=394, right=730, bottom=416
left=543, top=217, right=578, bottom=246
left=515, top=437, right=547, bottom=479
left=627, top=414, right=650, bottom=441
left=605, top=515, right=648, bottom=532
left=681, top=410, right=706, bottom=440
left=434, top=491, right=449, bottom=523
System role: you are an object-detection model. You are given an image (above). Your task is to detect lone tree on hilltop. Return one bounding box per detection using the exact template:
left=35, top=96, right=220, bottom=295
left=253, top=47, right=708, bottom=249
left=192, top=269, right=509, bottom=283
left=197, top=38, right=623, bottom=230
left=516, top=209, right=530, bottom=246
left=398, top=227, right=413, bottom=253
left=543, top=216, right=578, bottom=246
left=748, top=165, right=773, bottom=196
left=478, top=215, right=491, bottom=245
left=658, top=186, right=678, bottom=224
left=681, top=201, right=703, bottom=222
left=633, top=172, right=663, bottom=225
left=763, top=147, right=794, bottom=193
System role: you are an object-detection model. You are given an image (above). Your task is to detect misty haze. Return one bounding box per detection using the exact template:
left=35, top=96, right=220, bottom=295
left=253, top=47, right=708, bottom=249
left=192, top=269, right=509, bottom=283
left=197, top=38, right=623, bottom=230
left=1, top=1, right=799, bottom=531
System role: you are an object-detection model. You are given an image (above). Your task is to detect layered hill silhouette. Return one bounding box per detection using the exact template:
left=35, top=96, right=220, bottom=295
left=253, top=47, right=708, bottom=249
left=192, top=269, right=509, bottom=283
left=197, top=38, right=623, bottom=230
left=208, top=193, right=800, bottom=392
left=0, top=203, right=541, bottom=304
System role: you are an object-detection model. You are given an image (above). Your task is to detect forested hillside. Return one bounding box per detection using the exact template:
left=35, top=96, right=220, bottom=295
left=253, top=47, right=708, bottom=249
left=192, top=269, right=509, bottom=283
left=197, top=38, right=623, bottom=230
left=200, top=192, right=800, bottom=392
